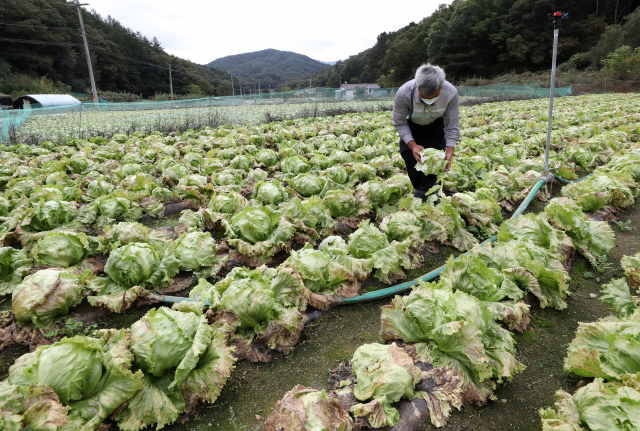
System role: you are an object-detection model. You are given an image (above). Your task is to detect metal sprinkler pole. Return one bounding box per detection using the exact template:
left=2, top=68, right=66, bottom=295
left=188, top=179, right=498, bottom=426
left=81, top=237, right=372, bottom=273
left=544, top=12, right=568, bottom=174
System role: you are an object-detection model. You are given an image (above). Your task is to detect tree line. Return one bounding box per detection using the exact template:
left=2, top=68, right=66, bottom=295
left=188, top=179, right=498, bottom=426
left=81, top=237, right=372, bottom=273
left=0, top=0, right=234, bottom=97
left=290, top=0, right=640, bottom=89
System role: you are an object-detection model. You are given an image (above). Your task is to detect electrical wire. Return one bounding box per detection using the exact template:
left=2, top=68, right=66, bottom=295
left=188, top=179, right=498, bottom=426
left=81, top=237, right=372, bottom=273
left=0, top=37, right=81, bottom=47
left=0, top=51, right=79, bottom=63
left=87, top=45, right=218, bottom=81
left=85, top=31, right=169, bottom=66
left=0, top=22, right=81, bottom=32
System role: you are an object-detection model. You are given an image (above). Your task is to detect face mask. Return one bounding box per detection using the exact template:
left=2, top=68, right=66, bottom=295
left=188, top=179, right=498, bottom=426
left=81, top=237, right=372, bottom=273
left=420, top=95, right=439, bottom=105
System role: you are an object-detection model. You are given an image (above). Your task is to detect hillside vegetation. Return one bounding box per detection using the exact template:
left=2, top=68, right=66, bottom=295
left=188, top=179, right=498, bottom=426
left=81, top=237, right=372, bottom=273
left=290, top=0, right=640, bottom=89
left=207, top=49, right=328, bottom=90
left=0, top=0, right=234, bottom=98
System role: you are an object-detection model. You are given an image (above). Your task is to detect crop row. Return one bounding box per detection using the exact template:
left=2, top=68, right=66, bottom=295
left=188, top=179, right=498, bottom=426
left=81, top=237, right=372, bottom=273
left=12, top=100, right=394, bottom=144
left=0, top=93, right=638, bottom=431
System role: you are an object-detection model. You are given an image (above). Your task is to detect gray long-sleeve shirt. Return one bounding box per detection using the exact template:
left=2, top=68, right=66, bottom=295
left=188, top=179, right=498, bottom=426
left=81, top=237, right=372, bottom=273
left=392, top=79, right=460, bottom=149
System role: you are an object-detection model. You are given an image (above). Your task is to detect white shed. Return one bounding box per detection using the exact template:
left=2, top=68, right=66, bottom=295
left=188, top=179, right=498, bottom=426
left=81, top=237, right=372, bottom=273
left=336, top=84, right=381, bottom=100
left=13, top=94, right=81, bottom=109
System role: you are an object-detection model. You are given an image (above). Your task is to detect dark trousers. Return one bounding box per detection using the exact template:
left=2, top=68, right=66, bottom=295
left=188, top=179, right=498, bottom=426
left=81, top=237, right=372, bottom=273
left=398, top=118, right=446, bottom=200
left=400, top=149, right=439, bottom=199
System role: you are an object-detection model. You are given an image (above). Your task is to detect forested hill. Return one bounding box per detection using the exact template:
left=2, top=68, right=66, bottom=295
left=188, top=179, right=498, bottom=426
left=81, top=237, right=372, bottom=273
left=0, top=0, right=233, bottom=97
left=207, top=49, right=329, bottom=89
left=291, top=0, right=640, bottom=89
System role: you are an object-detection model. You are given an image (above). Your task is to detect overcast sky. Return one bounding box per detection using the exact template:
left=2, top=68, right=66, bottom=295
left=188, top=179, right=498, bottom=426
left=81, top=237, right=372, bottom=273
left=86, top=0, right=452, bottom=65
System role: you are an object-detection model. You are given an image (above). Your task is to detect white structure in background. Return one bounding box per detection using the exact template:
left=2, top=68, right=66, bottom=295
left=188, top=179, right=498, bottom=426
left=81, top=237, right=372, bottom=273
left=334, top=83, right=381, bottom=100
left=12, top=94, right=82, bottom=109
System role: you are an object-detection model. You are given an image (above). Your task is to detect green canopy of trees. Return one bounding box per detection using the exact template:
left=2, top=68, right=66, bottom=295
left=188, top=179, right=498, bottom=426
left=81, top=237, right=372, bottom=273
left=0, top=0, right=234, bottom=97
left=291, top=0, right=640, bottom=89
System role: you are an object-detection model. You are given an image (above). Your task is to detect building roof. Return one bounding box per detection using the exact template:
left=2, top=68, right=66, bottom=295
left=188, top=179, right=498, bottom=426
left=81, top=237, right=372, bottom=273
left=0, top=93, right=11, bottom=106
left=340, top=84, right=380, bottom=90
left=13, top=94, right=81, bottom=109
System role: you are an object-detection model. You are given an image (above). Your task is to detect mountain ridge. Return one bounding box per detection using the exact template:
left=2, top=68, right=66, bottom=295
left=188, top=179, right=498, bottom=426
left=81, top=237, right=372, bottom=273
left=207, top=49, right=329, bottom=89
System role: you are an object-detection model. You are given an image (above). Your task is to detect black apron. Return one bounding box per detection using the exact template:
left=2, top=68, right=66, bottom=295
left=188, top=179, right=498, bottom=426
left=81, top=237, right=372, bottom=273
left=399, top=86, right=446, bottom=196
left=399, top=86, right=446, bottom=152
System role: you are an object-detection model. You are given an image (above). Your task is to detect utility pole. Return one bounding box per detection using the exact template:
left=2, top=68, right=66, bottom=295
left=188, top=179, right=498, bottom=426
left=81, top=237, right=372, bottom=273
left=230, top=74, right=234, bottom=97
left=252, top=62, right=256, bottom=100
left=258, top=82, right=261, bottom=98
left=59, top=0, right=98, bottom=104
left=168, top=64, right=173, bottom=100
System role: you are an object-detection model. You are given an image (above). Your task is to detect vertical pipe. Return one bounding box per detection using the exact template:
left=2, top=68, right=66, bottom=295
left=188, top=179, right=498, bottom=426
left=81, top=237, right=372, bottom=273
left=543, top=27, right=559, bottom=173
left=169, top=64, right=173, bottom=100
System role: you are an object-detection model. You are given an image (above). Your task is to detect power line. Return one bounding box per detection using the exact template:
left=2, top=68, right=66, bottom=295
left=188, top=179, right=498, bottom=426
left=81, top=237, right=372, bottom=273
left=0, top=51, right=79, bottom=63
left=87, top=45, right=217, bottom=82
left=0, top=35, right=224, bottom=87
left=85, top=31, right=168, bottom=66
left=0, top=37, right=81, bottom=47
left=0, top=22, right=81, bottom=32
left=87, top=38, right=219, bottom=81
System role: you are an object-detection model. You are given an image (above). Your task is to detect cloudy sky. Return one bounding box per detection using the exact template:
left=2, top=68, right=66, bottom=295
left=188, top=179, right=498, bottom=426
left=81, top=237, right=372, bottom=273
left=86, top=0, right=452, bottom=65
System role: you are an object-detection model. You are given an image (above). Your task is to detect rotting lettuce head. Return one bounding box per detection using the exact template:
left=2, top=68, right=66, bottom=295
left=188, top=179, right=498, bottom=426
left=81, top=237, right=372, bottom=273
left=208, top=191, right=247, bottom=216
left=253, top=180, right=288, bottom=206
left=263, top=385, right=353, bottom=431
left=102, top=221, right=170, bottom=249
left=350, top=343, right=422, bottom=427
left=32, top=230, right=101, bottom=268
left=323, top=190, right=358, bottom=217
left=9, top=336, right=103, bottom=404
left=175, top=231, right=218, bottom=272
left=21, top=200, right=78, bottom=232
left=217, top=268, right=276, bottom=331
left=121, top=309, right=235, bottom=429
left=347, top=220, right=389, bottom=259
left=380, top=282, right=525, bottom=404
left=540, top=379, right=640, bottom=431
left=622, top=252, right=640, bottom=288
left=0, top=247, right=32, bottom=296
left=564, top=316, right=640, bottom=380
left=0, top=380, right=69, bottom=431
left=12, top=268, right=84, bottom=328
left=544, top=197, right=615, bottom=263
left=228, top=206, right=280, bottom=244
left=347, top=220, right=407, bottom=284
left=282, top=196, right=337, bottom=239
left=256, top=148, right=278, bottom=167
left=289, top=173, right=328, bottom=198
left=8, top=330, right=144, bottom=431
left=104, top=242, right=179, bottom=288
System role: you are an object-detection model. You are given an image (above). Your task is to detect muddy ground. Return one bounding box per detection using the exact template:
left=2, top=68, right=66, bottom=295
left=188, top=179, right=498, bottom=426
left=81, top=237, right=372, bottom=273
left=0, top=189, right=637, bottom=431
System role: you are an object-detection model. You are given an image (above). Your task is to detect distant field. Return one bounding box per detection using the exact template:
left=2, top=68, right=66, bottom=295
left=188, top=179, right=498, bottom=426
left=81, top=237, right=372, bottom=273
left=13, top=99, right=394, bottom=144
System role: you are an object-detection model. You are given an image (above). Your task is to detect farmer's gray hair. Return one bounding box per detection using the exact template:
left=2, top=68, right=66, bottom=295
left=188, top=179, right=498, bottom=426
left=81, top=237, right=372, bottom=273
left=415, top=64, right=445, bottom=95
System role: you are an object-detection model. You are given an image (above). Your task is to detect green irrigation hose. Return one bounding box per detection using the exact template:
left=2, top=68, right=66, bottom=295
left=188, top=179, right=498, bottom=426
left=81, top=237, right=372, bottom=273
left=338, top=178, right=545, bottom=304
left=553, top=172, right=593, bottom=184
left=156, top=172, right=585, bottom=307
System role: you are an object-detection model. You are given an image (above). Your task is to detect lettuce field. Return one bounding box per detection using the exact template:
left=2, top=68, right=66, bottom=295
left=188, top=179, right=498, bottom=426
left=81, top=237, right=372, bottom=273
left=12, top=100, right=394, bottom=144
left=0, top=93, right=639, bottom=431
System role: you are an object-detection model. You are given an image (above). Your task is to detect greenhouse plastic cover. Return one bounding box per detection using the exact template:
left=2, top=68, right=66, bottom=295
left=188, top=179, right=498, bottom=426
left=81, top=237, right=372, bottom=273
left=14, top=94, right=81, bottom=108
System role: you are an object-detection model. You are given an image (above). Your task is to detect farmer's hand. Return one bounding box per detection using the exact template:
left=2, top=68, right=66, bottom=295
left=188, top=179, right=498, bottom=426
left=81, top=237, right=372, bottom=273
left=407, top=141, right=424, bottom=163
left=444, top=146, right=454, bottom=172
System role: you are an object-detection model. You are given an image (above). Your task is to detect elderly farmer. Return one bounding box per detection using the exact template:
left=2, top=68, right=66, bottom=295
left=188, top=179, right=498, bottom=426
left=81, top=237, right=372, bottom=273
left=392, top=64, right=459, bottom=202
